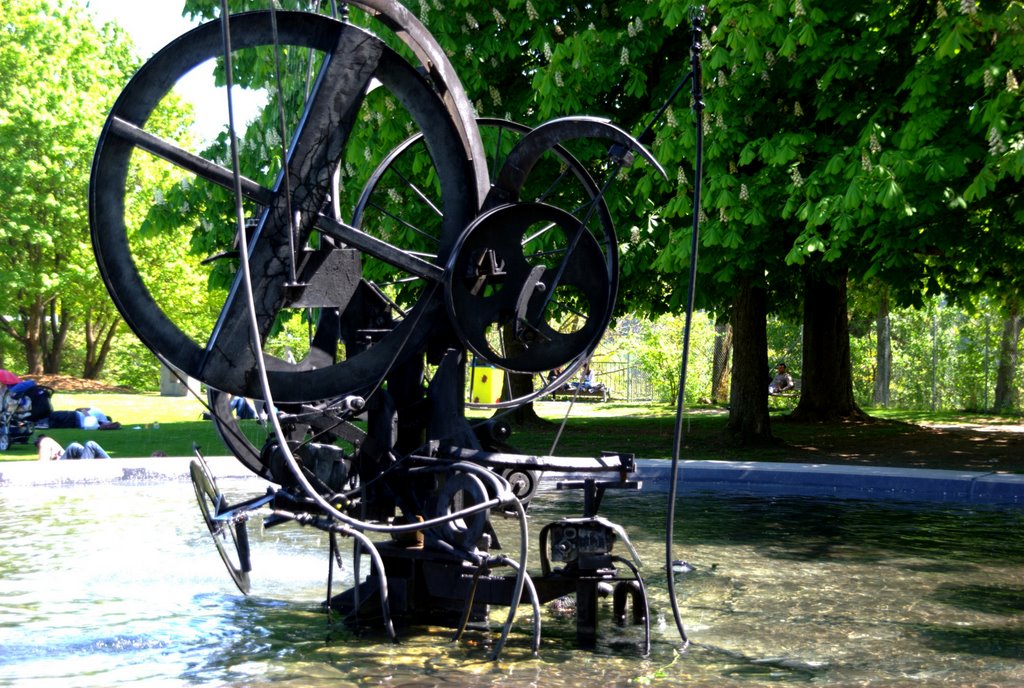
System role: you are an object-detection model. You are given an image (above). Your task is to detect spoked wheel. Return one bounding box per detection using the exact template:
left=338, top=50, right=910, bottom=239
left=206, top=389, right=272, bottom=481
left=190, top=450, right=252, bottom=594
left=354, top=118, right=620, bottom=408
left=446, top=201, right=613, bottom=374
left=90, top=11, right=476, bottom=403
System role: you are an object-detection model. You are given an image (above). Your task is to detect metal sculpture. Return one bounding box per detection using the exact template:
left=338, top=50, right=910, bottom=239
left=90, top=2, right=703, bottom=658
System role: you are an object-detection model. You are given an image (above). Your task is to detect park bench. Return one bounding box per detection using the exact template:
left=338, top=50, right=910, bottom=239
left=548, top=384, right=610, bottom=402
left=769, top=377, right=801, bottom=400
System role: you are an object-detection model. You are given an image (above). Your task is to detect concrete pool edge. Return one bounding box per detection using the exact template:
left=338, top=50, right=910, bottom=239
left=1, top=456, right=1022, bottom=506
left=633, top=459, right=1024, bottom=506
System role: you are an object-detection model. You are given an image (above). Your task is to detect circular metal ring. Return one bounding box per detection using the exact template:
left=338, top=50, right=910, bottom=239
left=190, top=454, right=252, bottom=594
left=430, top=471, right=489, bottom=551
left=445, top=202, right=613, bottom=374
left=90, top=12, right=475, bottom=402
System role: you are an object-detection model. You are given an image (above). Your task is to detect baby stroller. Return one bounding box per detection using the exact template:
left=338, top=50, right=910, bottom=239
left=0, top=380, right=53, bottom=451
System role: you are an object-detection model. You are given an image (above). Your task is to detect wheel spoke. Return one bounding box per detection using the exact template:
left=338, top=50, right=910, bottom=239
left=315, top=215, right=444, bottom=281
left=108, top=117, right=273, bottom=205
left=365, top=200, right=441, bottom=246
left=391, top=168, right=444, bottom=218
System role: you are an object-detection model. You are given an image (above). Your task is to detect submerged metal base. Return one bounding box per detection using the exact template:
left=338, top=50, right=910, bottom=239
left=329, top=540, right=648, bottom=648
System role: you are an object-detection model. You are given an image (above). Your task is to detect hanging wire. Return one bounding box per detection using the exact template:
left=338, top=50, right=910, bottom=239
left=217, top=0, right=404, bottom=639
left=663, top=5, right=707, bottom=649
left=266, top=3, right=300, bottom=286
left=549, top=360, right=589, bottom=455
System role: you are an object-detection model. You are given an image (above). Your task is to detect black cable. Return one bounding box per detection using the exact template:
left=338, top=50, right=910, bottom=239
left=664, top=5, right=706, bottom=649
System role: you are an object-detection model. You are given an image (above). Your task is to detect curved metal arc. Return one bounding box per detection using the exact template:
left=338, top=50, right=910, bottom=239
left=347, top=0, right=489, bottom=208
left=207, top=388, right=273, bottom=480
left=489, top=116, right=668, bottom=206
left=350, top=128, right=429, bottom=227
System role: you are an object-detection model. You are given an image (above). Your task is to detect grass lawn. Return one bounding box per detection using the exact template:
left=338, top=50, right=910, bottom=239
left=0, top=391, right=225, bottom=461
left=2, top=390, right=1021, bottom=466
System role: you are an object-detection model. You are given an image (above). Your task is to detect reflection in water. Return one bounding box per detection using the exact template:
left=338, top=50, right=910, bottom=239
left=1, top=479, right=1023, bottom=686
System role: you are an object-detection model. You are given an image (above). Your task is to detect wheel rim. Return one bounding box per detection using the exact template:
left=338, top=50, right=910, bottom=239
left=90, top=12, right=475, bottom=402
left=190, top=454, right=251, bottom=594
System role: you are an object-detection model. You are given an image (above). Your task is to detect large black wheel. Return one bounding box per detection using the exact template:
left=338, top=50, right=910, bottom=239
left=90, top=12, right=476, bottom=402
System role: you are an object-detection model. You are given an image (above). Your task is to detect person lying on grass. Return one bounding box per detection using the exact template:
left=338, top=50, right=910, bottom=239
left=35, top=434, right=110, bottom=460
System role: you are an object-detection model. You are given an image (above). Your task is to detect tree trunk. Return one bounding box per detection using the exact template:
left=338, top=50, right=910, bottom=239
left=790, top=266, right=863, bottom=421
left=711, top=317, right=732, bottom=404
left=83, top=311, right=121, bottom=379
left=725, top=277, right=772, bottom=443
left=993, top=297, right=1022, bottom=412
left=22, top=298, right=47, bottom=375
left=873, top=289, right=891, bottom=407
left=496, top=370, right=548, bottom=426
left=43, top=300, right=71, bottom=374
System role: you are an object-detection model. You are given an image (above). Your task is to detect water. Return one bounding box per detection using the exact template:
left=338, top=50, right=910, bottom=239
left=1, top=477, right=1023, bottom=686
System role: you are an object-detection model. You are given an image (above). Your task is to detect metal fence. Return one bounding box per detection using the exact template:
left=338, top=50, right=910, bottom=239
left=465, top=358, right=655, bottom=404
left=582, top=358, right=655, bottom=402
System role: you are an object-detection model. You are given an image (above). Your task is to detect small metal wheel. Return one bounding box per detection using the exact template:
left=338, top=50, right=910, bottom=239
left=90, top=11, right=476, bottom=403
left=445, top=201, right=613, bottom=374
left=190, top=450, right=252, bottom=594
left=430, top=471, right=490, bottom=551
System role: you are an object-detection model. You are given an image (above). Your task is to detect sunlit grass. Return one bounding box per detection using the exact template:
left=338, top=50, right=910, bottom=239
left=1, top=390, right=1020, bottom=465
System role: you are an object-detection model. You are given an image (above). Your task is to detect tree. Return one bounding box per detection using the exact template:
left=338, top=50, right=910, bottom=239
left=994, top=295, right=1023, bottom=411
left=0, top=0, right=138, bottom=374
left=664, top=0, right=1022, bottom=425
left=162, top=1, right=1021, bottom=427
left=726, top=276, right=772, bottom=441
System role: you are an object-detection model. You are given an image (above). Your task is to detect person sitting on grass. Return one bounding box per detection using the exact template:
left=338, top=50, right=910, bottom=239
left=35, top=434, right=110, bottom=461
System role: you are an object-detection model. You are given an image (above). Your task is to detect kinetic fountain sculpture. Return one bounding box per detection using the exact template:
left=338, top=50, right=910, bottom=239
left=89, top=1, right=704, bottom=658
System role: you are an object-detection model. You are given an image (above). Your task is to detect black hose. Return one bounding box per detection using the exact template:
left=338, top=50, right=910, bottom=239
left=664, top=6, right=706, bottom=649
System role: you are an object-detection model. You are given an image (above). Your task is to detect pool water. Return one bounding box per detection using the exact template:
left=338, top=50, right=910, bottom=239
left=1, top=477, right=1022, bottom=686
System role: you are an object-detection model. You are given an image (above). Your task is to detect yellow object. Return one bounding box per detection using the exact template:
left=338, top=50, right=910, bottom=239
left=470, top=364, right=504, bottom=404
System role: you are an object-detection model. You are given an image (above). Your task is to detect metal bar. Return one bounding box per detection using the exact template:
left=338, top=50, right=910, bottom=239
left=108, top=116, right=273, bottom=206
left=430, top=447, right=637, bottom=473
left=315, top=214, right=444, bottom=281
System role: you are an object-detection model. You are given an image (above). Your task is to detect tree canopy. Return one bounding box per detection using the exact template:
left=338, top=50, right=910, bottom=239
left=134, top=1, right=1023, bottom=409
left=0, top=0, right=142, bottom=372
